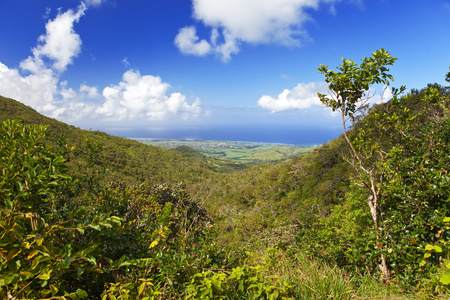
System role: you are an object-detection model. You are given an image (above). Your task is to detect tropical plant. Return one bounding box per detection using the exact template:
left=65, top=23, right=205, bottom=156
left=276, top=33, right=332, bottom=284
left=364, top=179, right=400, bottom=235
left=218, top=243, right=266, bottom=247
left=317, top=49, right=405, bottom=279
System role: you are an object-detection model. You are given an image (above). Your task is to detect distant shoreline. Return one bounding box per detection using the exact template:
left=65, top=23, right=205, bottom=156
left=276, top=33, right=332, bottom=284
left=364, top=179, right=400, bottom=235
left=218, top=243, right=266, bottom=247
left=130, top=138, right=319, bottom=148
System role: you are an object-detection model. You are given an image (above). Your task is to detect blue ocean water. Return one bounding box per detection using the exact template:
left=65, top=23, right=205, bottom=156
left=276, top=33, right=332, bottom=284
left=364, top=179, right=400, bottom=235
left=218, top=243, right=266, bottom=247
left=106, top=125, right=342, bottom=146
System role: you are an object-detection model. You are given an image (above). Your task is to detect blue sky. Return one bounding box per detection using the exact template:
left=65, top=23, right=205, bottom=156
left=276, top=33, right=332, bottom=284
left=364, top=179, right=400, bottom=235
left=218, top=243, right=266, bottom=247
left=0, top=0, right=449, bottom=144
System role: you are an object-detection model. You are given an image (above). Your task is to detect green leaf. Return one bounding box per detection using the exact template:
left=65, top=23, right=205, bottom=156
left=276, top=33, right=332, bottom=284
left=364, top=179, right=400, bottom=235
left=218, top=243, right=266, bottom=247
left=64, top=256, right=73, bottom=268
left=50, top=284, right=59, bottom=294
left=439, top=273, right=450, bottom=285
left=35, top=234, right=44, bottom=246
left=425, top=244, right=434, bottom=251
left=6, top=248, right=21, bottom=261
left=27, top=249, right=40, bottom=259
left=5, top=198, right=13, bottom=210
left=31, top=255, right=52, bottom=270
left=434, top=245, right=443, bottom=253
left=88, top=224, right=101, bottom=231
left=76, top=289, right=88, bottom=298
left=98, top=221, right=112, bottom=228
left=138, top=282, right=146, bottom=296
left=38, top=269, right=52, bottom=280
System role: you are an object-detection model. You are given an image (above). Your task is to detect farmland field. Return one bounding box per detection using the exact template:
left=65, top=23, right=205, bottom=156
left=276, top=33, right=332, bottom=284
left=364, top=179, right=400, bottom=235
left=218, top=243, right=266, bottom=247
left=135, top=139, right=319, bottom=164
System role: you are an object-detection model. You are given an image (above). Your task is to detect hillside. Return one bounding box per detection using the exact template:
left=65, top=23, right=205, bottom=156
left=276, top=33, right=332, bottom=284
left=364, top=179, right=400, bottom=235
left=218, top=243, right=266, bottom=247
left=0, top=96, right=215, bottom=185
left=190, top=135, right=351, bottom=249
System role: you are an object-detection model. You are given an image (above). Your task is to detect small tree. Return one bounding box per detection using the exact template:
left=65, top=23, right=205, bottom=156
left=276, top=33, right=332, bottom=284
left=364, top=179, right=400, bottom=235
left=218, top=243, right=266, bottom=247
left=317, top=49, right=405, bottom=280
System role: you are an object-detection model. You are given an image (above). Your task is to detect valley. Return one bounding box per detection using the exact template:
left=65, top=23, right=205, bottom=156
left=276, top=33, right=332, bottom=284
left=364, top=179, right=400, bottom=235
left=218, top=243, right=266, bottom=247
left=135, top=139, right=319, bottom=164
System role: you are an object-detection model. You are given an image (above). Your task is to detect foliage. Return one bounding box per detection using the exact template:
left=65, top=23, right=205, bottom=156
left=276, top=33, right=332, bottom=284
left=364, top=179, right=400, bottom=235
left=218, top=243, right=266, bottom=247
left=318, top=48, right=398, bottom=119
left=317, top=48, right=409, bottom=280
left=191, top=136, right=350, bottom=251
left=0, top=120, right=222, bottom=299
left=172, top=145, right=248, bottom=173
left=0, top=120, right=123, bottom=298
left=307, top=49, right=450, bottom=293
left=185, top=247, right=362, bottom=300
left=420, top=216, right=450, bottom=291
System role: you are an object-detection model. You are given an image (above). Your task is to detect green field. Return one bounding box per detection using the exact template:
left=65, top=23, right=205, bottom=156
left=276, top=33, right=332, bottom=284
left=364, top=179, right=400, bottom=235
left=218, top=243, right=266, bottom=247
left=134, top=139, right=319, bottom=164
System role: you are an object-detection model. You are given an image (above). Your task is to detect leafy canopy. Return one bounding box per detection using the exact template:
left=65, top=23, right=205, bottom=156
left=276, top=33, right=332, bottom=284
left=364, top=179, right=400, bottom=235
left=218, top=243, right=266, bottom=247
left=318, top=48, right=398, bottom=118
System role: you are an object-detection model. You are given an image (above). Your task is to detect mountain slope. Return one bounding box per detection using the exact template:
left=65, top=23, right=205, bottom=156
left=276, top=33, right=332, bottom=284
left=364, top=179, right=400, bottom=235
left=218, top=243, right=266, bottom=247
left=0, top=96, right=215, bottom=185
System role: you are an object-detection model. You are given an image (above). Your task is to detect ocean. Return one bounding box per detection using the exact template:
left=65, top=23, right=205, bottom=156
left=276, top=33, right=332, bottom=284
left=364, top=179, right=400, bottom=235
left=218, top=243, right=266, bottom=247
left=104, top=124, right=342, bottom=146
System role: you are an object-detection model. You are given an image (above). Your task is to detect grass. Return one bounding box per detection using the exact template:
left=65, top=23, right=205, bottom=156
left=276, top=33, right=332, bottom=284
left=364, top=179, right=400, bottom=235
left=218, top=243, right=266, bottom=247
left=246, top=248, right=439, bottom=300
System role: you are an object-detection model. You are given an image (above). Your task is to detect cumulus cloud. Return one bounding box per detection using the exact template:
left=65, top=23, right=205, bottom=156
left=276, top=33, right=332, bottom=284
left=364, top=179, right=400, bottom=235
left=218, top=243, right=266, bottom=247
left=258, top=82, right=394, bottom=115
left=97, top=70, right=201, bottom=120
left=0, top=62, right=59, bottom=113
left=176, top=0, right=338, bottom=61
left=80, top=84, right=100, bottom=98
left=22, top=3, right=86, bottom=73
left=258, top=82, right=329, bottom=112
left=0, top=3, right=86, bottom=115
left=175, top=26, right=212, bottom=56
left=0, top=4, right=202, bottom=125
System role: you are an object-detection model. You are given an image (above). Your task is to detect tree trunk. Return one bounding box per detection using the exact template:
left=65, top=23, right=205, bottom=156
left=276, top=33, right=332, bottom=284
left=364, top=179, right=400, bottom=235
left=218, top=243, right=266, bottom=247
left=367, top=195, right=390, bottom=280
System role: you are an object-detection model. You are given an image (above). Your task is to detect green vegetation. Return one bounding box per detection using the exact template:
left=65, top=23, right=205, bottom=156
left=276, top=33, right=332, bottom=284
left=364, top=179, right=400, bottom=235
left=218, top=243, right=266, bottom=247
left=172, top=144, right=248, bottom=173
left=1, top=52, right=450, bottom=299
left=0, top=96, right=215, bottom=185
left=138, top=139, right=318, bottom=166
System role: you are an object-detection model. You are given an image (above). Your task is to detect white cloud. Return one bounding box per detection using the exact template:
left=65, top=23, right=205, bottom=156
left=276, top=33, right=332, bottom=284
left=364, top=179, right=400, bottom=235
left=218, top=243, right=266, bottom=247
left=0, top=4, right=86, bottom=116
left=43, top=8, right=52, bottom=19
left=122, top=57, right=131, bottom=68
left=258, top=82, right=329, bottom=112
left=0, top=62, right=58, bottom=113
left=174, top=26, right=212, bottom=57
left=96, top=70, right=201, bottom=120
left=80, top=84, right=100, bottom=98
left=21, top=3, right=86, bottom=73
left=176, top=0, right=338, bottom=61
left=84, top=0, right=105, bottom=6
left=366, top=86, right=393, bottom=106
left=0, top=4, right=202, bottom=125
left=258, top=82, right=394, bottom=116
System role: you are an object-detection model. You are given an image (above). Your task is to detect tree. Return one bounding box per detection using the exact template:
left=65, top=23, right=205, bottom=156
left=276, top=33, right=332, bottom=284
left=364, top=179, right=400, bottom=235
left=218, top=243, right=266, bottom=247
left=446, top=66, right=450, bottom=83
left=317, top=49, right=405, bottom=280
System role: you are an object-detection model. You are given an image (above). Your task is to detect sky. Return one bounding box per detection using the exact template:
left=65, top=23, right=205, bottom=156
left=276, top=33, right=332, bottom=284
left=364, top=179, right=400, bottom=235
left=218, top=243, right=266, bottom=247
left=0, top=0, right=449, bottom=145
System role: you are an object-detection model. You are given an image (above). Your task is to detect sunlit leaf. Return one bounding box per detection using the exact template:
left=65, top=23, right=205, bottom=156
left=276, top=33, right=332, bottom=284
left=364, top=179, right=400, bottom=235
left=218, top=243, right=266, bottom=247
left=38, top=269, right=52, bottom=280
left=440, top=273, right=450, bottom=285
left=434, top=245, right=443, bottom=253
left=149, top=240, right=159, bottom=249
left=425, top=244, right=434, bottom=251
left=76, top=289, right=88, bottom=298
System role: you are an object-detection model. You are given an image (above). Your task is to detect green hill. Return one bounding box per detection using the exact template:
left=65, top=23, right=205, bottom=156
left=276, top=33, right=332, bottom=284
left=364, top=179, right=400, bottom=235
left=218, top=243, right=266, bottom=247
left=0, top=96, right=215, bottom=185
left=172, top=145, right=248, bottom=172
